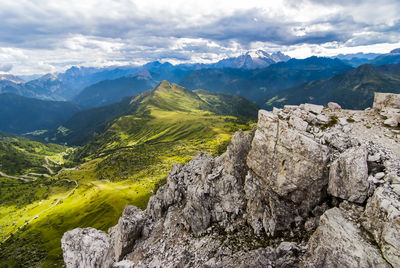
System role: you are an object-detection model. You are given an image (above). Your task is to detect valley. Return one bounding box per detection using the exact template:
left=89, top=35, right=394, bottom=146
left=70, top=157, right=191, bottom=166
left=0, top=82, right=257, bottom=267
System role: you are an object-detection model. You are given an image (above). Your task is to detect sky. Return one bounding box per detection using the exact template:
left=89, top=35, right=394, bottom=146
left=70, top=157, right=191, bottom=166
left=0, top=0, right=399, bottom=75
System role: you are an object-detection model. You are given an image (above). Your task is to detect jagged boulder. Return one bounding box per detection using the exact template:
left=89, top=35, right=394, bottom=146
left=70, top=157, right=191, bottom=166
left=61, top=228, right=115, bottom=268
left=109, top=205, right=145, bottom=261
left=328, top=102, right=341, bottom=110
left=303, top=103, right=324, bottom=114
left=183, top=131, right=253, bottom=236
left=246, top=110, right=330, bottom=235
left=300, top=208, right=391, bottom=268
left=374, top=92, right=400, bottom=110
left=362, top=186, right=400, bottom=267
left=328, top=146, right=370, bottom=203
left=217, top=130, right=254, bottom=179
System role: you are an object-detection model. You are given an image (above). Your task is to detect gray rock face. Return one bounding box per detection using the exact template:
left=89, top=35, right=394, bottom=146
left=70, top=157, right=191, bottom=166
left=328, top=146, right=370, bottom=203
left=289, top=115, right=308, bottom=132
left=328, top=102, right=341, bottom=110
left=109, top=205, right=145, bottom=261
left=204, top=242, right=303, bottom=268
left=303, top=103, right=324, bottom=114
left=374, top=92, right=400, bottom=110
left=247, top=110, right=330, bottom=235
left=384, top=117, right=399, bottom=127
left=300, top=208, right=391, bottom=268
left=112, top=260, right=135, bottom=268
left=362, top=187, right=400, bottom=267
left=62, top=94, right=400, bottom=268
left=61, top=228, right=115, bottom=268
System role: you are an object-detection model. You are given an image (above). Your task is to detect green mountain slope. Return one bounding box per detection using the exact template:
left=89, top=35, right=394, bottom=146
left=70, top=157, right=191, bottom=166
left=0, top=93, right=81, bottom=134
left=264, top=64, right=400, bottom=110
left=0, top=81, right=258, bottom=267
left=51, top=81, right=258, bottom=146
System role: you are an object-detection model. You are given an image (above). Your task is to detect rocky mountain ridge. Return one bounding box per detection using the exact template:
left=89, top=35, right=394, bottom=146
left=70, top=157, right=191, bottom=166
left=213, top=50, right=290, bottom=69
left=62, top=93, right=400, bottom=267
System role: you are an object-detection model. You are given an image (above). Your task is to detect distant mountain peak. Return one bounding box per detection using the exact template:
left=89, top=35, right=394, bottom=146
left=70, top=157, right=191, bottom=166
left=0, top=74, right=25, bottom=84
left=39, top=73, right=59, bottom=81
left=215, top=50, right=290, bottom=69
left=153, top=80, right=192, bottom=95
left=247, top=50, right=268, bottom=58
left=129, top=69, right=152, bottom=80
left=155, top=80, right=172, bottom=89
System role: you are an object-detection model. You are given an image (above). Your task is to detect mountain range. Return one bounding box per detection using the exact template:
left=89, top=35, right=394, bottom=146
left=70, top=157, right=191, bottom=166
left=212, top=50, right=290, bottom=69
left=264, top=63, right=400, bottom=109
left=0, top=50, right=290, bottom=102
left=334, top=49, right=400, bottom=67
left=181, top=56, right=353, bottom=108
left=2, top=48, right=400, bottom=107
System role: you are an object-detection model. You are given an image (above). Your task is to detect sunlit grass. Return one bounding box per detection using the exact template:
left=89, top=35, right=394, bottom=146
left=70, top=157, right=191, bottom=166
left=0, top=83, right=257, bottom=266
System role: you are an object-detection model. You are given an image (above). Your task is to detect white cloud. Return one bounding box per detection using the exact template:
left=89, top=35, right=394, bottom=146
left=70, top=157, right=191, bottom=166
left=0, top=0, right=398, bottom=74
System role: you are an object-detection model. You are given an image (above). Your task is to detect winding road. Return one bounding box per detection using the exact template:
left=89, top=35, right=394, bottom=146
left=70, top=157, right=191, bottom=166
left=1, top=154, right=80, bottom=242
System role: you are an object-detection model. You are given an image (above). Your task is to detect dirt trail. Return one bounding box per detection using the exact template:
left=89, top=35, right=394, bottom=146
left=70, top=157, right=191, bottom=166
left=0, top=171, right=30, bottom=182
left=0, top=156, right=58, bottom=182
left=43, top=156, right=55, bottom=174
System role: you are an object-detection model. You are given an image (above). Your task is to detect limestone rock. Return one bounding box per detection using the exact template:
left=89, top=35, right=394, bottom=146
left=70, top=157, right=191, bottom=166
left=288, top=115, right=308, bottom=132
left=247, top=110, right=330, bottom=235
left=384, top=117, right=399, bottom=127
left=303, top=103, right=323, bottom=114
left=316, top=114, right=328, bottom=124
left=374, top=92, right=400, bottom=110
left=283, top=105, right=299, bottom=111
left=61, top=228, right=115, bottom=268
left=217, top=129, right=254, bottom=179
left=112, top=260, right=135, bottom=268
left=328, top=102, right=341, bottom=110
left=204, top=242, right=302, bottom=268
left=362, top=187, right=400, bottom=267
left=300, top=208, right=391, bottom=268
left=248, top=111, right=330, bottom=201
left=109, top=205, right=145, bottom=261
left=328, top=146, right=370, bottom=203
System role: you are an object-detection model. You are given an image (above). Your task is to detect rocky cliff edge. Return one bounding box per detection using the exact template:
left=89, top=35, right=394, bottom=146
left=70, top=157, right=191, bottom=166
left=62, top=93, right=400, bottom=268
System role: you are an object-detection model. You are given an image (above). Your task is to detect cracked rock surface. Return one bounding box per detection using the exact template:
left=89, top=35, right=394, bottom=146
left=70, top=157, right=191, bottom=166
left=62, top=93, right=400, bottom=268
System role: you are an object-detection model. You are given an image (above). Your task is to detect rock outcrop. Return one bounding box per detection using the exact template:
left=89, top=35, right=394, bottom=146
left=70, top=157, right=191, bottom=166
left=301, top=207, right=391, bottom=268
left=62, top=94, right=400, bottom=268
left=374, top=92, right=400, bottom=127
left=61, top=228, right=115, bottom=268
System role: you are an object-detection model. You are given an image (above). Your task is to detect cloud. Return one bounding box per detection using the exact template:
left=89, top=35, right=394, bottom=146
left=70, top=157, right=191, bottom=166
left=0, top=0, right=399, bottom=74
left=0, top=63, right=12, bottom=72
